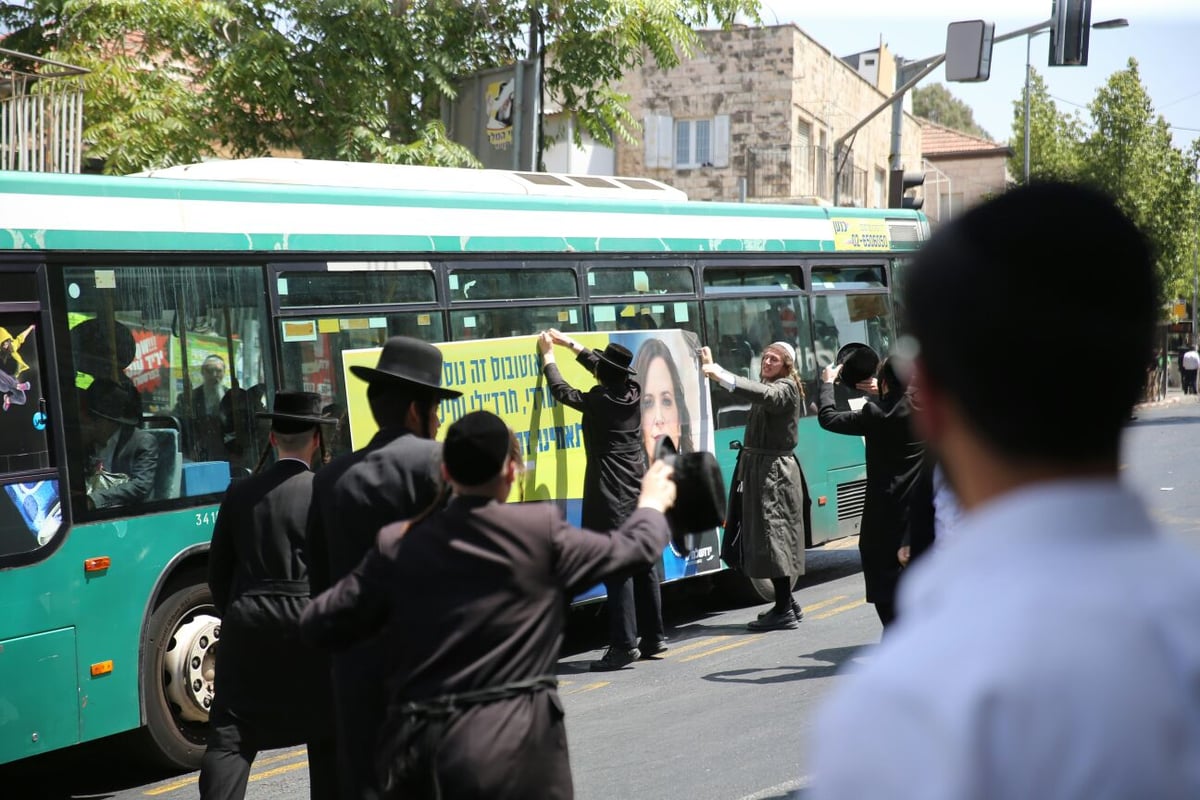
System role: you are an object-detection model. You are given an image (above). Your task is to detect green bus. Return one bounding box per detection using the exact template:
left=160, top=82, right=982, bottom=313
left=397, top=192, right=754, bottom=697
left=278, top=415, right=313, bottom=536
left=0, top=158, right=927, bottom=769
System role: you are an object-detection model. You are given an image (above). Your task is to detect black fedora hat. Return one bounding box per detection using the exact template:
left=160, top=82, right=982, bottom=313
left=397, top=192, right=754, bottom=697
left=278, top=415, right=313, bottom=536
left=349, top=336, right=463, bottom=399
left=836, top=342, right=881, bottom=386
left=593, top=342, right=636, bottom=375
left=85, top=378, right=141, bottom=426
left=256, top=391, right=337, bottom=429
left=653, top=435, right=726, bottom=553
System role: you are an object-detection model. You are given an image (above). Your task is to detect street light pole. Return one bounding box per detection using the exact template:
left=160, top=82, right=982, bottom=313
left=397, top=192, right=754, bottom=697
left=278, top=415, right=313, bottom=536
left=1024, top=17, right=1128, bottom=183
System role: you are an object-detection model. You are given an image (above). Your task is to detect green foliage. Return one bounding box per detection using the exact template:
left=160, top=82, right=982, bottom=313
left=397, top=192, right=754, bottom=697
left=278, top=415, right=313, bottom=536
left=1011, top=58, right=1200, bottom=302
left=912, top=83, right=989, bottom=139
left=4, top=0, right=758, bottom=171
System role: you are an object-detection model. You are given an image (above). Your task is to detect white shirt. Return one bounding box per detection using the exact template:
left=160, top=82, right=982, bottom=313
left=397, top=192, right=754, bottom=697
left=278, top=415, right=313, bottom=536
left=931, top=464, right=962, bottom=548
left=811, top=479, right=1200, bottom=800
left=1182, top=349, right=1200, bottom=371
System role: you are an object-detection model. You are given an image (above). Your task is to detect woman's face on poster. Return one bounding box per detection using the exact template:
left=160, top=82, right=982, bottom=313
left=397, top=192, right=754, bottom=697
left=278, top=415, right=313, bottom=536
left=641, top=355, right=681, bottom=459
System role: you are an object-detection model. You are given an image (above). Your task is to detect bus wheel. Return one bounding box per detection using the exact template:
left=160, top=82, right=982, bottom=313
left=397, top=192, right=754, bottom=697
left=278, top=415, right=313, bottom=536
left=139, top=581, right=219, bottom=770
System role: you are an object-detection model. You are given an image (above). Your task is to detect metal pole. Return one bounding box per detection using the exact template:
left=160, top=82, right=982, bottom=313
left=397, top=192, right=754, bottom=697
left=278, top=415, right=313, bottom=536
left=889, top=56, right=905, bottom=172
left=1023, top=32, right=1032, bottom=183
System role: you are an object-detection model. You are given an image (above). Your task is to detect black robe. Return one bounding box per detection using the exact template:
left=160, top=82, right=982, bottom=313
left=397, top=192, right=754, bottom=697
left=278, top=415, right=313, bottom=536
left=818, top=383, right=924, bottom=606
left=300, top=496, right=670, bottom=800
left=305, top=427, right=443, bottom=800
left=207, top=458, right=333, bottom=744
left=543, top=349, right=645, bottom=530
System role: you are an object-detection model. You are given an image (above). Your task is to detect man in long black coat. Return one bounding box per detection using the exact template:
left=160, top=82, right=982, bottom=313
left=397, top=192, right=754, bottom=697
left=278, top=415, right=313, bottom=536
left=818, top=357, right=923, bottom=629
left=540, top=329, right=666, bottom=670
left=305, top=336, right=461, bottom=800
left=200, top=391, right=337, bottom=800
left=300, top=410, right=676, bottom=800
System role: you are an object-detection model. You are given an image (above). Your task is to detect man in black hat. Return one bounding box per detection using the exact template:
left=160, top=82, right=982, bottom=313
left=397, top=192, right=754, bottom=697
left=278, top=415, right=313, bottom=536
left=81, top=377, right=157, bottom=510
left=200, top=391, right=337, bottom=800
left=305, top=335, right=461, bottom=800
left=539, top=328, right=666, bottom=670
left=300, top=410, right=677, bottom=800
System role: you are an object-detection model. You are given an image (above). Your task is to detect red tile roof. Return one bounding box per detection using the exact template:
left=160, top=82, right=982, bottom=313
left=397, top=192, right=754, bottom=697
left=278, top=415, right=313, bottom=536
left=919, top=119, right=1011, bottom=157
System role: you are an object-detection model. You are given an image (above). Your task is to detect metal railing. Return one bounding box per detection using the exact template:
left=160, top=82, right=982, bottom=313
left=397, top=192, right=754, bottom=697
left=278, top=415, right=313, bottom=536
left=746, top=145, right=868, bottom=206
left=1, top=48, right=89, bottom=173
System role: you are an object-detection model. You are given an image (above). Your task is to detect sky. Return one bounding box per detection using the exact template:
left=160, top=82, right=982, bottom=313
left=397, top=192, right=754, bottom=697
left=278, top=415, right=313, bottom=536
left=751, top=0, right=1200, bottom=150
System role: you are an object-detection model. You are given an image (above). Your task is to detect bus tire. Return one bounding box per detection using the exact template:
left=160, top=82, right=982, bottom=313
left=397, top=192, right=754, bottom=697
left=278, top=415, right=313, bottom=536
left=138, top=580, right=219, bottom=770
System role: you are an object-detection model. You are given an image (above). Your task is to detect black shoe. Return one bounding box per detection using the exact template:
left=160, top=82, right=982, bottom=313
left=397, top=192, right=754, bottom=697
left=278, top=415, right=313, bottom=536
left=747, top=607, right=799, bottom=631
left=590, top=647, right=640, bottom=671
left=757, top=599, right=803, bottom=621
left=639, top=637, right=669, bottom=659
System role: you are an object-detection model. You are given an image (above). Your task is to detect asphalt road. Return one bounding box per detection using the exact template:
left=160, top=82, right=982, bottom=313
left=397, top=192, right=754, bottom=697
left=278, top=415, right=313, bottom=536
left=7, top=397, right=1200, bottom=799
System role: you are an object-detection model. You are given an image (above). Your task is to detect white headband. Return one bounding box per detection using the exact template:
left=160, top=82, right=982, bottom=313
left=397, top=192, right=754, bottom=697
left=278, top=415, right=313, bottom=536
left=768, top=341, right=796, bottom=364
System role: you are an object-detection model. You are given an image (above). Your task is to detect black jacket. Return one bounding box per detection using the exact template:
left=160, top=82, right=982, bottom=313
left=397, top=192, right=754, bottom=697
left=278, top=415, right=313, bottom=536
left=305, top=426, right=443, bottom=800
left=818, top=382, right=924, bottom=605
left=544, top=349, right=645, bottom=530
left=301, top=496, right=670, bottom=800
left=207, top=458, right=332, bottom=744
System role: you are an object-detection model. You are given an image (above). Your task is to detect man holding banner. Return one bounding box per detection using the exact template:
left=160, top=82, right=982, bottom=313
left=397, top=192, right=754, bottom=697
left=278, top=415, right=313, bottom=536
left=540, top=328, right=667, bottom=671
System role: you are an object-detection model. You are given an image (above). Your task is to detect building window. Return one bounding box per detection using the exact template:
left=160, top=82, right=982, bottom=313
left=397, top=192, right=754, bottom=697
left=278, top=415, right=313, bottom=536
left=675, top=119, right=713, bottom=168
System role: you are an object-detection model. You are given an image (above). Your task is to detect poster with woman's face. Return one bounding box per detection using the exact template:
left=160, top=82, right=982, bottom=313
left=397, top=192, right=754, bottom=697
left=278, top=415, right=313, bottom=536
left=624, top=330, right=713, bottom=464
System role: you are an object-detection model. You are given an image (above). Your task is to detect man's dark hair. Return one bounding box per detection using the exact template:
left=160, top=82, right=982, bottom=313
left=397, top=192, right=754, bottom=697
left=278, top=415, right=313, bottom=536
left=367, top=381, right=436, bottom=433
left=904, top=181, right=1157, bottom=464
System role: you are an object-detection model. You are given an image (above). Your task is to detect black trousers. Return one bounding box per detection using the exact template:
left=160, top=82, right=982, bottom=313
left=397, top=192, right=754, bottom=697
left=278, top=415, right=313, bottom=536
left=199, top=708, right=338, bottom=800
left=604, top=561, right=664, bottom=650
left=1183, top=368, right=1197, bottom=394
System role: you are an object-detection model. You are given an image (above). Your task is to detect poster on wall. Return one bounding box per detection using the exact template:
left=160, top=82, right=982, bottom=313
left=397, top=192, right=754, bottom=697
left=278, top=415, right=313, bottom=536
left=342, top=329, right=722, bottom=597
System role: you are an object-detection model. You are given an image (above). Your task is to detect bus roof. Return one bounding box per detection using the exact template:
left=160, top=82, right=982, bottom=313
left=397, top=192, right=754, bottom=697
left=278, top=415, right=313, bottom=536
left=0, top=160, right=928, bottom=255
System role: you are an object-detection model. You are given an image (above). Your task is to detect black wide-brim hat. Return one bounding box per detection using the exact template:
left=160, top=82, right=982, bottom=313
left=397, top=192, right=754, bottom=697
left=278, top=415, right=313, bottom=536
left=256, top=391, right=337, bottom=427
left=653, top=436, right=726, bottom=552
left=593, top=342, right=637, bottom=375
left=85, top=377, right=141, bottom=426
left=836, top=342, right=881, bottom=386
left=349, top=336, right=463, bottom=399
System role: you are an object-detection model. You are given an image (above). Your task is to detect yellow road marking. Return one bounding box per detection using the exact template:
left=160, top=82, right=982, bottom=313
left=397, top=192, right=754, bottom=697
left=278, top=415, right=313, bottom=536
left=566, top=680, right=610, bottom=695
left=679, top=635, right=764, bottom=662
left=800, top=595, right=847, bottom=615
left=658, top=635, right=726, bottom=658
left=810, top=599, right=866, bottom=620
left=144, top=748, right=308, bottom=795
left=249, top=760, right=310, bottom=782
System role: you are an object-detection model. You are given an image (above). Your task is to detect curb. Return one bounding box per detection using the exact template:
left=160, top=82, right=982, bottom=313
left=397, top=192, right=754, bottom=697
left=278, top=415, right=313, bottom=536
left=1135, top=393, right=1194, bottom=411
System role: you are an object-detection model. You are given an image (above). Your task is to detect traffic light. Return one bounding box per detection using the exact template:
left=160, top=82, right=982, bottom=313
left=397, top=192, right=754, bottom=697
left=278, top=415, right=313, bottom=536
left=888, top=169, right=925, bottom=210
left=1049, top=0, right=1092, bottom=66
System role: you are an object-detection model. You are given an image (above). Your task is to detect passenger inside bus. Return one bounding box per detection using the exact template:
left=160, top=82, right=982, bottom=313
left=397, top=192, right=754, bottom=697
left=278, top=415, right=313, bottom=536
left=81, top=378, right=158, bottom=510
left=175, top=354, right=229, bottom=463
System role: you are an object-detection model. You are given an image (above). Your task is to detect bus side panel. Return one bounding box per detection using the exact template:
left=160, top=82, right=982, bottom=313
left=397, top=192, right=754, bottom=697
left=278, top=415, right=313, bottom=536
left=0, top=509, right=213, bottom=764
left=0, top=627, right=79, bottom=760
left=797, top=418, right=867, bottom=545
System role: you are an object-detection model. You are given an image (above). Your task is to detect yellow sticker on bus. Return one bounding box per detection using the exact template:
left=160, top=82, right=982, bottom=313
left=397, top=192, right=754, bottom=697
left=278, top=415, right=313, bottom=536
left=831, top=217, right=891, bottom=251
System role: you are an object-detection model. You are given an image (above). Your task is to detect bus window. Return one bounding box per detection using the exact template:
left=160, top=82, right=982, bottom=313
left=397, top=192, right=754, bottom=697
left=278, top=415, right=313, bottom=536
left=587, top=266, right=694, bottom=297
left=449, top=306, right=583, bottom=340
left=589, top=301, right=699, bottom=333
left=0, top=285, right=60, bottom=556
left=278, top=313, right=446, bottom=460
left=702, top=268, right=800, bottom=294
left=703, top=296, right=814, bottom=427
left=810, top=293, right=895, bottom=373
left=447, top=267, right=577, bottom=302
left=277, top=268, right=436, bottom=307
left=811, top=265, right=886, bottom=289
left=60, top=266, right=273, bottom=514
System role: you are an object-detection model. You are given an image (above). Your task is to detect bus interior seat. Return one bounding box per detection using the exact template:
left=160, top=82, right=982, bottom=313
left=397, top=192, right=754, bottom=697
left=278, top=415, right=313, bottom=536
left=142, top=427, right=183, bottom=501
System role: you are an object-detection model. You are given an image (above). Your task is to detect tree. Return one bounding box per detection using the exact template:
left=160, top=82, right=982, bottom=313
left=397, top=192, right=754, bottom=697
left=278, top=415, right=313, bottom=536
left=6, top=0, right=760, bottom=172
left=1007, top=68, right=1085, bottom=183
left=1078, top=60, right=1199, bottom=299
left=913, top=83, right=990, bottom=139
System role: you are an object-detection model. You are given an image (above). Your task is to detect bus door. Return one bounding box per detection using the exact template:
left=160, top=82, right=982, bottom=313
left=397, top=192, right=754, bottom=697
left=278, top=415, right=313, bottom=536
left=806, top=261, right=895, bottom=542
left=0, top=265, right=77, bottom=760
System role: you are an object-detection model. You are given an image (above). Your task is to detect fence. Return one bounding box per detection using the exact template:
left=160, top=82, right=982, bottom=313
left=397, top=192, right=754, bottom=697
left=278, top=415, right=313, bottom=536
left=1, top=48, right=88, bottom=173
left=746, top=145, right=867, bottom=206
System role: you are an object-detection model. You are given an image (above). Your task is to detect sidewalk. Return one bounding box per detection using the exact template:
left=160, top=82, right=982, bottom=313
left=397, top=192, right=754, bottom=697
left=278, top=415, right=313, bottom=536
left=1136, top=386, right=1195, bottom=410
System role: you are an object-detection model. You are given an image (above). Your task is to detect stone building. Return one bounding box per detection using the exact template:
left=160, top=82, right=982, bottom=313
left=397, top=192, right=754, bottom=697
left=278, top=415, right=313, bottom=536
left=613, top=25, right=923, bottom=207
left=919, top=119, right=1011, bottom=225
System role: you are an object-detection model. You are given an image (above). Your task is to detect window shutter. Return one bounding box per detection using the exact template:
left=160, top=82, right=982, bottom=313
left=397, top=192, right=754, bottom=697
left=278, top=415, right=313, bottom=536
left=644, top=114, right=673, bottom=168
left=712, top=114, right=731, bottom=168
